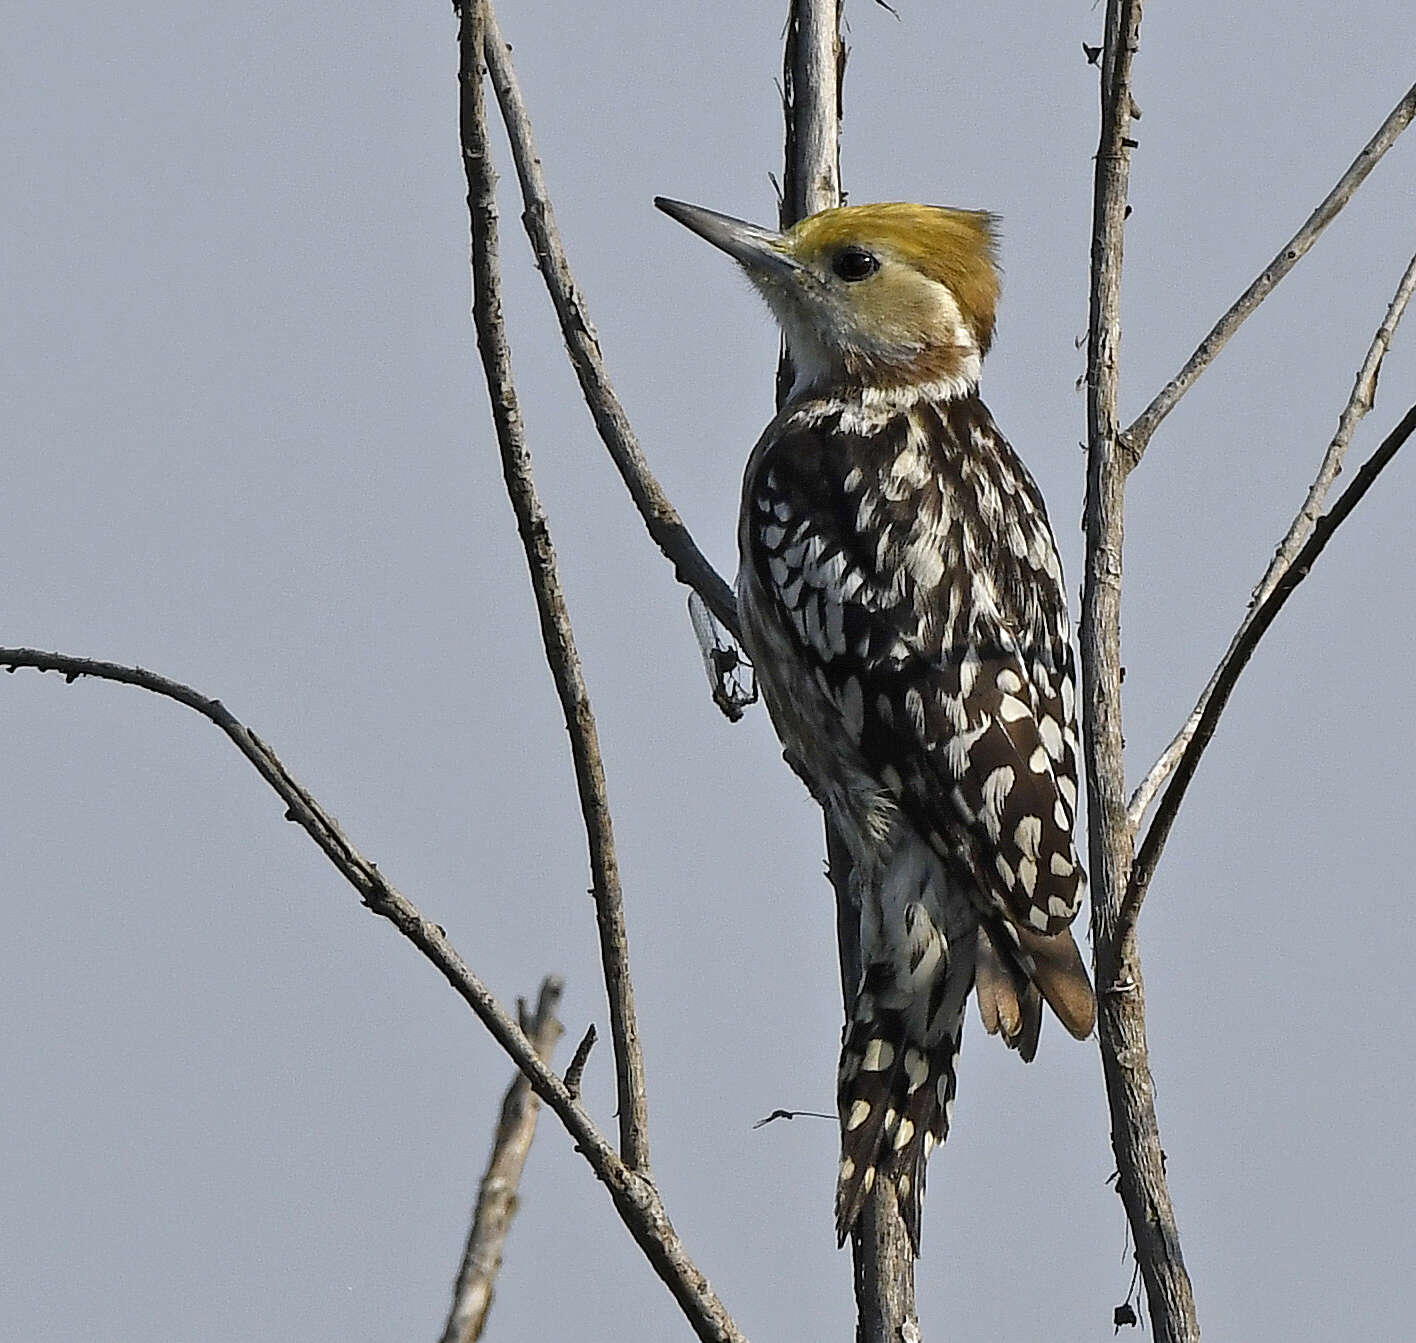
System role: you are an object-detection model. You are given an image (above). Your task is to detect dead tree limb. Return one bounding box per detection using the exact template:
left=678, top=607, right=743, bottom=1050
left=478, top=3, right=738, bottom=637
left=1128, top=249, right=1416, bottom=828
left=458, top=0, right=650, bottom=1175
left=775, top=2, right=920, bottom=1338
left=776, top=0, right=845, bottom=406
left=0, top=644, right=747, bottom=1343
left=1081, top=4, right=1202, bottom=1341
left=1123, top=399, right=1416, bottom=934
left=439, top=976, right=565, bottom=1343
left=1121, top=82, right=1416, bottom=468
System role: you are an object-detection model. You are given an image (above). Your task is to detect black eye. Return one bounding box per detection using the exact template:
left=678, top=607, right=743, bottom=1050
left=832, top=246, right=879, bottom=282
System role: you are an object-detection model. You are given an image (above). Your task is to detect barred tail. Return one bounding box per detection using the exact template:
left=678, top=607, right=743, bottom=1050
left=834, top=987, right=962, bottom=1253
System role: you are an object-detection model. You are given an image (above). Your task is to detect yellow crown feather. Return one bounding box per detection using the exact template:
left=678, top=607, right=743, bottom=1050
left=790, top=203, right=1002, bottom=353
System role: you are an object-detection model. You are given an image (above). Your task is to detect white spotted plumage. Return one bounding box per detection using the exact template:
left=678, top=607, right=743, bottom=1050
left=737, top=389, right=1095, bottom=1250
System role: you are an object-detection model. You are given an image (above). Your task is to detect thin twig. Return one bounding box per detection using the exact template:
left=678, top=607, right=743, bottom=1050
left=1121, top=82, right=1416, bottom=468
left=751, top=1108, right=834, bottom=1129
left=477, top=2, right=739, bottom=638
left=1128, top=250, right=1416, bottom=826
left=439, top=976, right=565, bottom=1343
left=0, top=645, right=747, bottom=1343
left=1122, top=401, right=1416, bottom=936
left=1082, top=4, right=1202, bottom=1341
left=458, top=0, right=650, bottom=1175
left=564, top=1023, right=597, bottom=1101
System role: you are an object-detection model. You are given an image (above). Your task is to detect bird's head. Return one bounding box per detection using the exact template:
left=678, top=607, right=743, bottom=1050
left=655, top=197, right=1000, bottom=401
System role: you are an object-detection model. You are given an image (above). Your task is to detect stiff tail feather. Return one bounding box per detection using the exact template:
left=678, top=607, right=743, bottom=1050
left=975, top=922, right=1095, bottom=1057
left=834, top=994, right=962, bottom=1253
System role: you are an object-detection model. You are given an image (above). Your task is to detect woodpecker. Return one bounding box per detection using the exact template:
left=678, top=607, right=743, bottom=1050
left=656, top=196, right=1096, bottom=1252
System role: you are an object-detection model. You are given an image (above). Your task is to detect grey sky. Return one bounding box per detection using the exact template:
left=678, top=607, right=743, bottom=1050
left=3, top=3, right=1414, bottom=1340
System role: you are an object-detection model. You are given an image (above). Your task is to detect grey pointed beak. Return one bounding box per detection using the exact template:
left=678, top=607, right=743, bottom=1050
left=654, top=197, right=799, bottom=282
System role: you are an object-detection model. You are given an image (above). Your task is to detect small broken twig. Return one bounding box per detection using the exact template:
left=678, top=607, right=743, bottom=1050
left=688, top=592, right=758, bottom=722
left=752, top=1108, right=834, bottom=1129
left=439, top=975, right=565, bottom=1343
left=564, top=1023, right=597, bottom=1100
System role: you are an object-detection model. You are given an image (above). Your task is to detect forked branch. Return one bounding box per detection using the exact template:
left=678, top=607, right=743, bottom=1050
left=457, top=10, right=750, bottom=1335
left=1122, top=400, right=1416, bottom=937
left=1128, top=250, right=1416, bottom=828
left=1121, top=82, right=1416, bottom=468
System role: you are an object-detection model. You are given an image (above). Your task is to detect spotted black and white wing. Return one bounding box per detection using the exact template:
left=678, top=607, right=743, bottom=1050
left=742, top=396, right=1085, bottom=950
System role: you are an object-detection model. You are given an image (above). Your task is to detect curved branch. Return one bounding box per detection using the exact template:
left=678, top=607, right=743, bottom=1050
left=1121, top=401, right=1416, bottom=938
left=1122, top=82, right=1416, bottom=467
left=460, top=0, right=649, bottom=1174
left=478, top=2, right=739, bottom=637
left=1129, top=250, right=1416, bottom=825
left=0, top=645, right=746, bottom=1343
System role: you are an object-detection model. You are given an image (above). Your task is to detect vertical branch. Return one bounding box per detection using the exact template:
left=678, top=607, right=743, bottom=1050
left=779, top=4, right=917, bottom=1339
left=1083, top=5, right=1138, bottom=957
left=459, top=0, right=650, bottom=1174
left=1081, top=4, right=1200, bottom=1341
left=779, top=0, right=843, bottom=225
left=776, top=0, right=846, bottom=404
left=439, top=977, right=565, bottom=1343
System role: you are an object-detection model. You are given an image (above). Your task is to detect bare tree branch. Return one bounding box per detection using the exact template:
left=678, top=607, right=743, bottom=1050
left=778, top=0, right=844, bottom=225
left=776, top=3, right=918, bottom=1338
left=1082, top=4, right=1202, bottom=1341
left=776, top=0, right=846, bottom=406
left=0, top=645, right=748, bottom=1343
left=1121, top=82, right=1416, bottom=467
left=476, top=2, right=739, bottom=638
left=1122, top=400, right=1416, bottom=937
left=1128, top=250, right=1416, bottom=826
left=458, top=0, right=650, bottom=1174
left=439, top=976, right=565, bottom=1343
